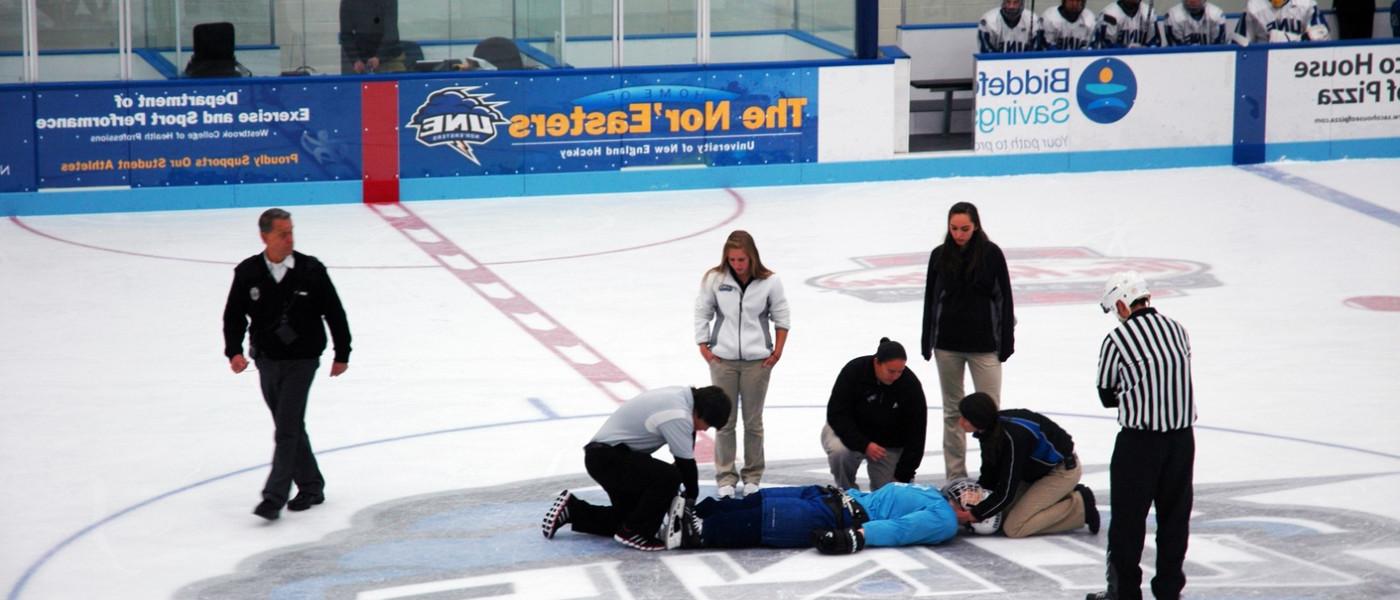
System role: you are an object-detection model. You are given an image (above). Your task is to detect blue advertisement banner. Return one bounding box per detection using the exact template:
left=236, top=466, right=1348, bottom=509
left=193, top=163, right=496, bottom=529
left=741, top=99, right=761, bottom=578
left=33, top=80, right=361, bottom=189
left=398, top=66, right=818, bottom=178
left=0, top=91, right=37, bottom=193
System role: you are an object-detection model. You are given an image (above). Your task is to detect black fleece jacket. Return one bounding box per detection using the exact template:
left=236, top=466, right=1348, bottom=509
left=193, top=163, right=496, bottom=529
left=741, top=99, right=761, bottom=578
left=223, top=251, right=352, bottom=363
left=826, top=355, right=928, bottom=482
left=970, top=408, right=1075, bottom=520
left=920, top=241, right=1015, bottom=362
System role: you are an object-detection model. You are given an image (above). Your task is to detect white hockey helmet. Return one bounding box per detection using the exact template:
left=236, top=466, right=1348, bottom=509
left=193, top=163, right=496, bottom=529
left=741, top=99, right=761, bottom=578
left=970, top=512, right=1003, bottom=535
left=942, top=478, right=986, bottom=510
left=1100, top=271, right=1150, bottom=314
left=943, top=478, right=1002, bottom=535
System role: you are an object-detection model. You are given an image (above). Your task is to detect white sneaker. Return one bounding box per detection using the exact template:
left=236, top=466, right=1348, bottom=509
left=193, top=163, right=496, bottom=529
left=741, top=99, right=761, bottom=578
left=742, top=482, right=760, bottom=496
left=717, top=485, right=735, bottom=498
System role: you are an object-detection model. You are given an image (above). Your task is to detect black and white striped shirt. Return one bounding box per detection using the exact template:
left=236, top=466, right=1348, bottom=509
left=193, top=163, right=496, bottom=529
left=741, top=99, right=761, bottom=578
left=1096, top=308, right=1196, bottom=432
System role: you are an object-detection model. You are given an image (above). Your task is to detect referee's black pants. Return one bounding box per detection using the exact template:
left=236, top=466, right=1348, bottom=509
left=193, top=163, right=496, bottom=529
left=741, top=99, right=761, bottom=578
left=256, top=358, right=325, bottom=506
left=1106, top=427, right=1194, bottom=600
left=571, top=443, right=680, bottom=538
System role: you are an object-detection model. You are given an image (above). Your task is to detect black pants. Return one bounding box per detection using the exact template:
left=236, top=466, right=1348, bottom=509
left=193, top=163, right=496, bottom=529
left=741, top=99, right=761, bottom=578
left=1334, top=0, right=1377, bottom=39
left=256, top=358, right=324, bottom=505
left=1106, top=427, right=1194, bottom=600
left=570, top=443, right=680, bottom=538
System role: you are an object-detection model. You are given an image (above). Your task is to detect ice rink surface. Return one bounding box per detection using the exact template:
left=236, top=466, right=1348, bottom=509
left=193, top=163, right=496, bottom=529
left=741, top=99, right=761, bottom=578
left=2, top=159, right=1399, bottom=599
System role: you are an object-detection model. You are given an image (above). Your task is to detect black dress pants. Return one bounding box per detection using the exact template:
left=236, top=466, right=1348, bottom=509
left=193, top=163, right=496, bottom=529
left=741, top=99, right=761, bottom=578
left=256, top=358, right=324, bottom=505
left=1106, top=427, right=1194, bottom=600
left=570, top=443, right=681, bottom=538
left=1334, top=0, right=1377, bottom=39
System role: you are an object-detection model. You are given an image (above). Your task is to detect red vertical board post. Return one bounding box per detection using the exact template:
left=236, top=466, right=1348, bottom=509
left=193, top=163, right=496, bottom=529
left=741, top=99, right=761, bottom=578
left=360, top=81, right=400, bottom=204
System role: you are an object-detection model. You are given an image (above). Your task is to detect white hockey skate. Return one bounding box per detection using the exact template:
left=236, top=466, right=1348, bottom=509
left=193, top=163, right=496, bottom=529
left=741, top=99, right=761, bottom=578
left=660, top=495, right=687, bottom=550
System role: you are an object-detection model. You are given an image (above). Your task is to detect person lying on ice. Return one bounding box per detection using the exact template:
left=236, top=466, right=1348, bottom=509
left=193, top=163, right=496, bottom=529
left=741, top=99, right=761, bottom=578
left=689, top=481, right=960, bottom=554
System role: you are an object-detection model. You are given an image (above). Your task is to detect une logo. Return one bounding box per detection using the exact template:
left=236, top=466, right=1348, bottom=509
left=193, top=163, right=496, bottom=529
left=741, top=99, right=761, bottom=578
left=407, top=87, right=510, bottom=166
left=1076, top=58, right=1137, bottom=124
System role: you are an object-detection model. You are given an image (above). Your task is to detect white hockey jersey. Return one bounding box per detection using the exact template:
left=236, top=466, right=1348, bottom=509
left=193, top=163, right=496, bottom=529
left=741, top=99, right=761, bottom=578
left=1235, top=0, right=1328, bottom=44
left=1042, top=6, right=1099, bottom=49
left=1163, top=2, right=1228, bottom=45
left=979, top=7, right=1043, bottom=53
left=1097, top=1, right=1161, bottom=47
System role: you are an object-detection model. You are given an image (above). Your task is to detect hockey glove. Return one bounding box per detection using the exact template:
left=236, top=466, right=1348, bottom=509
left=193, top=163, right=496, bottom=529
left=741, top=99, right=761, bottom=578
left=812, top=527, right=866, bottom=555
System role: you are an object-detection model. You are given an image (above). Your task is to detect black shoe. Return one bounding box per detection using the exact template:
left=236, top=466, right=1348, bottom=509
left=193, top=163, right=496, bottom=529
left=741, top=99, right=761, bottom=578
left=287, top=492, right=325, bottom=512
left=1076, top=484, right=1100, bottom=535
left=681, top=504, right=704, bottom=549
left=613, top=527, right=665, bottom=551
left=542, top=489, right=573, bottom=539
left=1085, top=591, right=1114, bottom=600
left=253, top=500, right=281, bottom=521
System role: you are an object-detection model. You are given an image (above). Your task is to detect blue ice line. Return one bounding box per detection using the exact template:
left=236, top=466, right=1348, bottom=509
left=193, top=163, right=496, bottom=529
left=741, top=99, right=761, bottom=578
left=6, top=413, right=604, bottom=600
left=528, top=397, right=559, bottom=419
left=1239, top=164, right=1400, bottom=228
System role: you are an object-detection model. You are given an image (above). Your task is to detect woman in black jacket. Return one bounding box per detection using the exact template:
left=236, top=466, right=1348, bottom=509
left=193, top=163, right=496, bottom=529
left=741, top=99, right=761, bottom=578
left=821, top=339, right=927, bottom=491
left=921, top=201, right=1015, bottom=481
left=955, top=393, right=1098, bottom=538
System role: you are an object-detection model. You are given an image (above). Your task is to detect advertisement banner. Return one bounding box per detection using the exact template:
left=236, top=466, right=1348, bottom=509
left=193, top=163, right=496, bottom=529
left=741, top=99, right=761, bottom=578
left=1266, top=43, right=1400, bottom=143
left=398, top=67, right=818, bottom=178
left=972, top=51, right=1235, bottom=154
left=33, top=80, right=361, bottom=189
left=0, top=90, right=37, bottom=193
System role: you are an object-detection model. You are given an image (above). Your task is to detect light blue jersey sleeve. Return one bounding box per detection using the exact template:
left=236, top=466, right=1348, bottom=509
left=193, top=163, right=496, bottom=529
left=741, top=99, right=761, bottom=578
left=847, top=483, right=959, bottom=547
left=862, top=505, right=960, bottom=547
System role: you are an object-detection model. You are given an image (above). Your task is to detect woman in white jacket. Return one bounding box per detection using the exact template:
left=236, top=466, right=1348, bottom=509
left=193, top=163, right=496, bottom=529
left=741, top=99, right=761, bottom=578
left=695, top=230, right=791, bottom=498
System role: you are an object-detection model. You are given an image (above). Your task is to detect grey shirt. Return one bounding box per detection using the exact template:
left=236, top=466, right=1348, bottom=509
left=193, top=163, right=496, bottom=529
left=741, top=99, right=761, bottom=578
left=591, top=386, right=696, bottom=460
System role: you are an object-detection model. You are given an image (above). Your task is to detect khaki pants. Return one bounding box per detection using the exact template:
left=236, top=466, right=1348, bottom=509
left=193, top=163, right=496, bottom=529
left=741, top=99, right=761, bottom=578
left=933, top=349, right=1002, bottom=480
left=1002, top=457, right=1085, bottom=538
left=821, top=424, right=903, bottom=491
left=709, top=359, right=771, bottom=487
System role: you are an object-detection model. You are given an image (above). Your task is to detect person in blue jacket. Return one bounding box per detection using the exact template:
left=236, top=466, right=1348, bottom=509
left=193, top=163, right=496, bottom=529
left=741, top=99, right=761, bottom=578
left=693, top=482, right=959, bottom=554
left=956, top=392, right=1099, bottom=538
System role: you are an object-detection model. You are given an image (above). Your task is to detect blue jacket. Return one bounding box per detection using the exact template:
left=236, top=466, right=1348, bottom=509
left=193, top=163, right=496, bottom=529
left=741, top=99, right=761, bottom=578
left=848, top=483, right=959, bottom=547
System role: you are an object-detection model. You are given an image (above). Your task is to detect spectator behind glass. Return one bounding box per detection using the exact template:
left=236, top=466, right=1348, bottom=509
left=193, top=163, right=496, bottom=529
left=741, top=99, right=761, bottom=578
left=339, top=0, right=405, bottom=74
left=1163, top=0, right=1230, bottom=46
left=1041, top=0, right=1100, bottom=50
left=979, top=0, right=1045, bottom=52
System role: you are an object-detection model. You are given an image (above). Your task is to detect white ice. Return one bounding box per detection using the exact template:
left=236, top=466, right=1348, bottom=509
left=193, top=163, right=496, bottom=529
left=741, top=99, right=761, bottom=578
left=2, top=158, right=1398, bottom=599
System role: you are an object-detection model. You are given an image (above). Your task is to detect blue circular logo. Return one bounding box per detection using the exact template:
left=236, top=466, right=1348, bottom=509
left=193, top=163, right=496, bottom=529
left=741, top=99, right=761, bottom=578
left=1076, top=58, right=1137, bottom=124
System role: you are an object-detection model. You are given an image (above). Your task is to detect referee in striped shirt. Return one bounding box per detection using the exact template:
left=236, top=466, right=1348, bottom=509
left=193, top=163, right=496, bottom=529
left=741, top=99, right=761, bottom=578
left=1086, top=271, right=1196, bottom=600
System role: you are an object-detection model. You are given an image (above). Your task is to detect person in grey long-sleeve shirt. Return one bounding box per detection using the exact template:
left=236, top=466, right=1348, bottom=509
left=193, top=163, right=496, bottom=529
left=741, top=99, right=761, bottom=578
left=542, top=386, right=731, bottom=551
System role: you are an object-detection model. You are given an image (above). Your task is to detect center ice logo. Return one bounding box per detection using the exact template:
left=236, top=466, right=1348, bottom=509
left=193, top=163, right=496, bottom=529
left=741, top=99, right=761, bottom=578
left=183, top=464, right=1390, bottom=599
left=1076, top=58, right=1137, bottom=124
left=408, top=87, right=510, bottom=166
